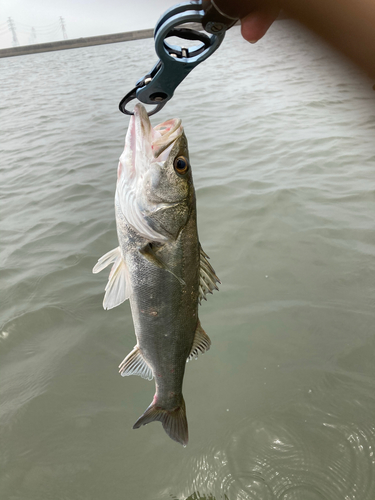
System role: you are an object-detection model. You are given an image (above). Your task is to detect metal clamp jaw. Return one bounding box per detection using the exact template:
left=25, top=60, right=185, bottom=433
left=119, top=1, right=238, bottom=116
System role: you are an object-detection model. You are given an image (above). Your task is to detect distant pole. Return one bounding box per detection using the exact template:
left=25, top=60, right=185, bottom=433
left=7, top=17, right=19, bottom=47
left=59, top=16, right=68, bottom=40
left=29, top=27, right=37, bottom=45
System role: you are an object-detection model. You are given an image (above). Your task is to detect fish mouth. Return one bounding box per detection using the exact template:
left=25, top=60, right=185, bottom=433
left=133, top=103, right=183, bottom=163
left=118, top=103, right=183, bottom=183
left=151, top=117, right=183, bottom=160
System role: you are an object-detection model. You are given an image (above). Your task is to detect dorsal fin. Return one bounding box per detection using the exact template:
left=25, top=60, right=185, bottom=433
left=187, top=320, right=211, bottom=362
left=119, top=345, right=153, bottom=381
left=199, top=244, right=220, bottom=304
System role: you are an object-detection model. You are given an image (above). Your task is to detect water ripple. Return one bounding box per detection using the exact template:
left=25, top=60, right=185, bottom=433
left=174, top=348, right=375, bottom=500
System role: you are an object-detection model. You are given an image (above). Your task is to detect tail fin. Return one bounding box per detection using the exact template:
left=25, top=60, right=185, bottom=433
left=133, top=397, right=188, bottom=446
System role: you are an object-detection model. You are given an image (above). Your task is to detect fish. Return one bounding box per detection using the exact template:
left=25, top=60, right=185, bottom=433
left=93, top=104, right=219, bottom=446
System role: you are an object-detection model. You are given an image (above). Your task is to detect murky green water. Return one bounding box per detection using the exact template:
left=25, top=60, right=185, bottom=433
left=1, top=22, right=375, bottom=500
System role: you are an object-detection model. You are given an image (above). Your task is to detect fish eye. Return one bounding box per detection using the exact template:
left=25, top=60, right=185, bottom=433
left=174, top=156, right=189, bottom=175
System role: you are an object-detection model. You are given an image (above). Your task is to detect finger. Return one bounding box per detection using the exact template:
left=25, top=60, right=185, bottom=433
left=241, top=9, right=280, bottom=43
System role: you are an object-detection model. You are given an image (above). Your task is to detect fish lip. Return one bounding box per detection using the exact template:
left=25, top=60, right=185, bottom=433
left=132, top=103, right=183, bottom=166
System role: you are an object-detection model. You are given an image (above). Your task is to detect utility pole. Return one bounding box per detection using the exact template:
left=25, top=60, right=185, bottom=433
left=59, top=16, right=68, bottom=40
left=29, top=27, right=37, bottom=45
left=7, top=17, right=19, bottom=47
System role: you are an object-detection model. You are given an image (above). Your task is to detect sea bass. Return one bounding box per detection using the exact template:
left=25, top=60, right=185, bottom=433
left=93, top=104, right=219, bottom=446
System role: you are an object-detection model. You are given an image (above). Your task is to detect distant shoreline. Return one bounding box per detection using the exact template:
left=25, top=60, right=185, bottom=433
left=0, top=29, right=154, bottom=59
left=0, top=16, right=289, bottom=59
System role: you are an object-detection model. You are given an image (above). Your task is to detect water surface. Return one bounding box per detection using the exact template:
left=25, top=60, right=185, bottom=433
left=1, top=22, right=375, bottom=500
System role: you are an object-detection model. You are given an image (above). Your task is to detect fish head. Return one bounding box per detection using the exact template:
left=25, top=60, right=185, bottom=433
left=116, top=104, right=195, bottom=241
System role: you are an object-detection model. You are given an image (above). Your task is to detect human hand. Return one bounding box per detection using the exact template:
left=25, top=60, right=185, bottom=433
left=210, top=0, right=375, bottom=80
left=212, top=0, right=280, bottom=43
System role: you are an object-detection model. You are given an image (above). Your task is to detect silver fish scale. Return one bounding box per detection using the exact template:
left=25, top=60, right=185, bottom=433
left=116, top=202, right=200, bottom=409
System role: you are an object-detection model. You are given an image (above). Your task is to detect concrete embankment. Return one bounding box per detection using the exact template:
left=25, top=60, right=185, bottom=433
left=0, top=29, right=154, bottom=59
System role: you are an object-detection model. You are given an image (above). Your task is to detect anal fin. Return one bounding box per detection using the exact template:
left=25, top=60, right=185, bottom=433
left=119, top=345, right=153, bottom=381
left=187, top=320, right=211, bottom=362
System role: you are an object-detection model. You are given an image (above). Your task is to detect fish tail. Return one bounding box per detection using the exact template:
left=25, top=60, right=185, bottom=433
left=133, top=396, right=188, bottom=446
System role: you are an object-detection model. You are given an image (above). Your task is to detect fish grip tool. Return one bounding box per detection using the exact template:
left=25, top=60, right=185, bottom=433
left=119, top=1, right=239, bottom=116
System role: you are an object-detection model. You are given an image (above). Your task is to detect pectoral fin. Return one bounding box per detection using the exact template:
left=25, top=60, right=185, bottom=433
left=119, top=345, right=153, bottom=381
left=187, top=320, right=211, bottom=361
left=139, top=243, right=186, bottom=286
left=199, top=244, right=220, bottom=304
left=92, top=247, right=130, bottom=310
